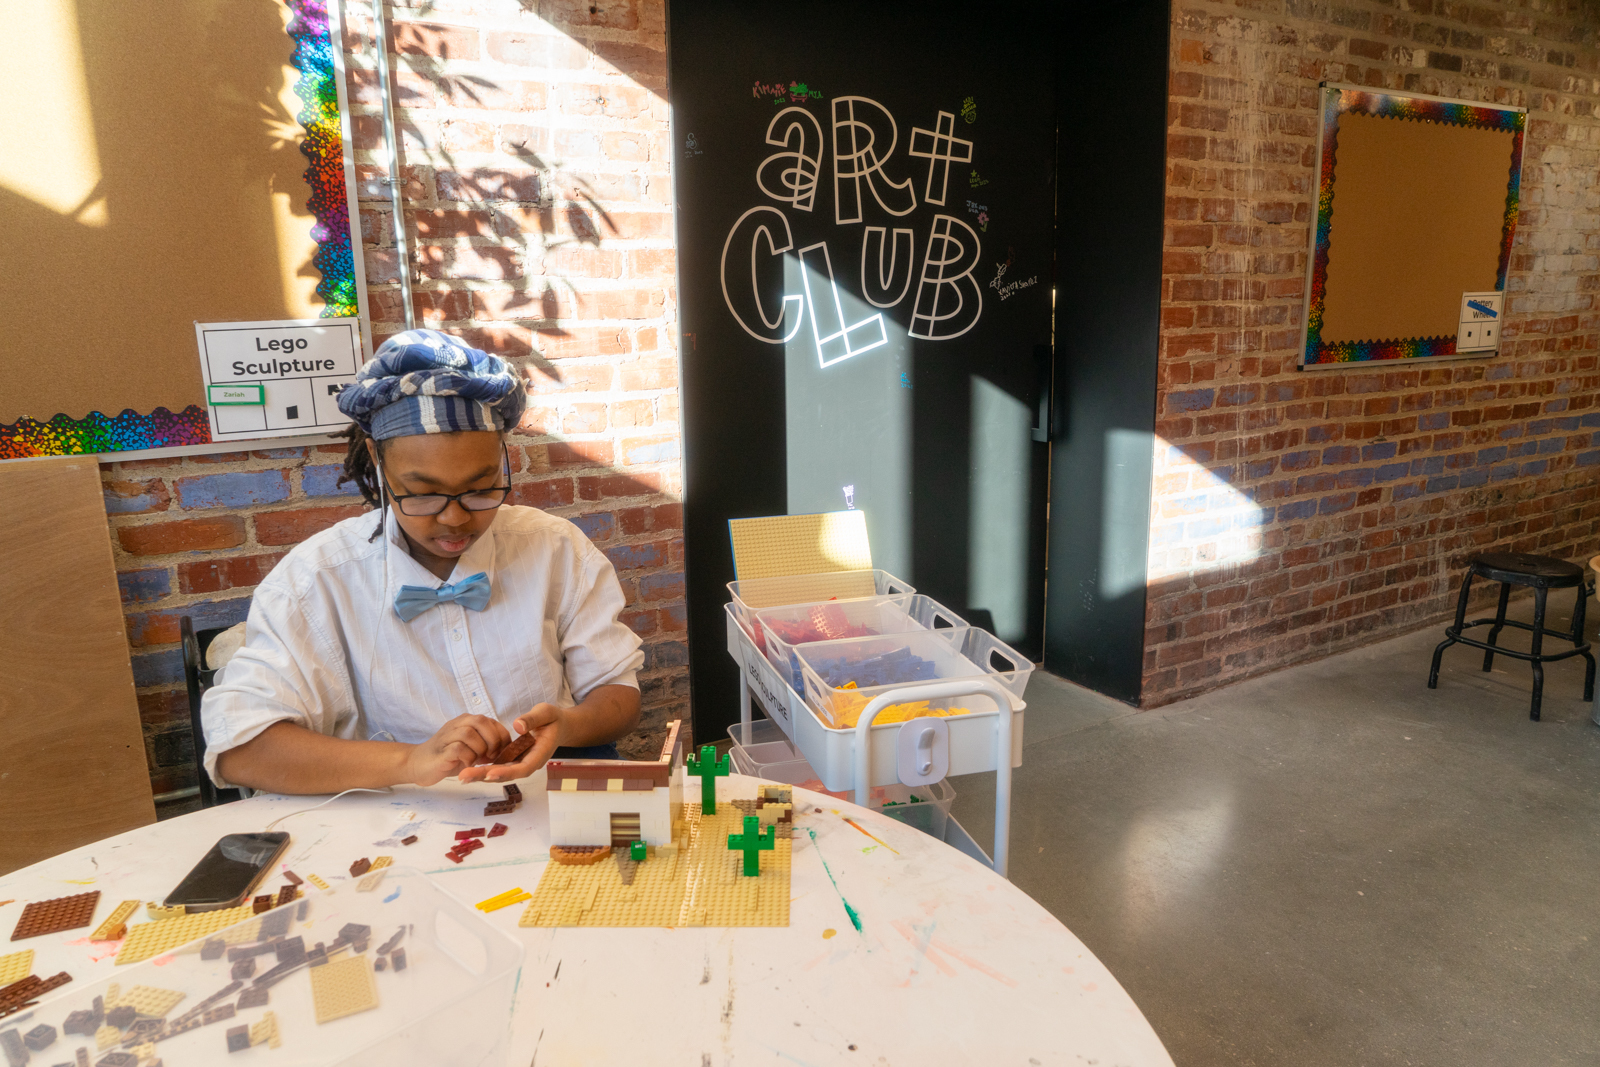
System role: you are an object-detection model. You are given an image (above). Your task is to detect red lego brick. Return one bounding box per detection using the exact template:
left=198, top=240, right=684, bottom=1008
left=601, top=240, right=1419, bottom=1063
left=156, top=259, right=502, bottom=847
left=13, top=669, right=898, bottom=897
left=349, top=858, right=372, bottom=878
left=487, top=823, right=508, bottom=838
left=400, top=835, right=418, bottom=846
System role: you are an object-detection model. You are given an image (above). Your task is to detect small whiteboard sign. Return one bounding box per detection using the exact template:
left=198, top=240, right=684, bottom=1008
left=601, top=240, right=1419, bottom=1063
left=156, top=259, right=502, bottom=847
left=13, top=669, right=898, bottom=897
left=195, top=318, right=363, bottom=442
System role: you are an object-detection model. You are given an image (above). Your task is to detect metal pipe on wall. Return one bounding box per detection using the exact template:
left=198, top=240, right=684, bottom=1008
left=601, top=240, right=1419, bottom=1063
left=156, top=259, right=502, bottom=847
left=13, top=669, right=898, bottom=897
left=369, top=0, right=415, bottom=330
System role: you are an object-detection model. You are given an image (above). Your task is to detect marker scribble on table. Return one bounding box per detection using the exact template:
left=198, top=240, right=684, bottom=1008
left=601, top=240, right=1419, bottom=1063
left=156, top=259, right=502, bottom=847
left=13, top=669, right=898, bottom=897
left=804, top=828, right=862, bottom=933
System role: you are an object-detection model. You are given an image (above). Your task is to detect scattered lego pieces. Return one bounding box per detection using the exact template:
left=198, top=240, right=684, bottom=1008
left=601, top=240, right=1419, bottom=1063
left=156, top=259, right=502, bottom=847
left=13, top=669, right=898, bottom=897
left=630, top=840, right=647, bottom=862
left=203, top=1004, right=236, bottom=1026
left=487, top=823, right=508, bottom=838
left=115, top=903, right=255, bottom=965
left=484, top=799, right=516, bottom=816
left=348, top=858, right=371, bottom=878
left=474, top=889, right=531, bottom=913
left=97, top=1052, right=138, bottom=1067
left=105, top=1003, right=136, bottom=1029
left=0, top=972, right=73, bottom=1020
left=10, top=892, right=100, bottom=941
left=686, top=745, right=731, bottom=815
left=375, top=928, right=405, bottom=957
left=236, top=986, right=268, bottom=1010
left=22, top=1023, right=54, bottom=1051
left=225, top=1024, right=250, bottom=1053
left=248, top=1011, right=280, bottom=1049
left=490, top=731, right=536, bottom=765
left=305, top=875, right=329, bottom=891
left=549, top=845, right=611, bottom=866
left=0, top=954, right=32, bottom=989
left=309, top=955, right=379, bottom=1024
left=90, top=901, right=140, bottom=943
left=454, top=829, right=486, bottom=841
left=399, top=835, right=418, bottom=846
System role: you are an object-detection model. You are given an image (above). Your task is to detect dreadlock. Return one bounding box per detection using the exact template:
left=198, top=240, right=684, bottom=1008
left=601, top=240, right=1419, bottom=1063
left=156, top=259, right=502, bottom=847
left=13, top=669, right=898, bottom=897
left=334, top=422, right=388, bottom=541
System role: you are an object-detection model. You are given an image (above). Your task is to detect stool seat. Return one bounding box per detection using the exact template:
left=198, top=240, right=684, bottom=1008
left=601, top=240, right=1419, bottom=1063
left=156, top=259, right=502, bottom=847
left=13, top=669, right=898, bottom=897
left=1427, top=552, right=1595, bottom=721
left=1470, top=552, right=1585, bottom=587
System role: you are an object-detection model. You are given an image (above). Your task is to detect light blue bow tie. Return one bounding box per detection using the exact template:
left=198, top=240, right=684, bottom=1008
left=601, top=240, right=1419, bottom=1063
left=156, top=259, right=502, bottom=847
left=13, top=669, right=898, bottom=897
left=394, top=572, right=491, bottom=621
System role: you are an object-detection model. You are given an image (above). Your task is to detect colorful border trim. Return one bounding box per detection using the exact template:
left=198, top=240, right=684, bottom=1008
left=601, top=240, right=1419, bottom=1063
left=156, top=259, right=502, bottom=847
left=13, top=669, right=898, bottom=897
left=287, top=0, right=358, bottom=319
left=0, top=3, right=356, bottom=458
left=0, top=408, right=211, bottom=461
left=1303, top=88, right=1525, bottom=367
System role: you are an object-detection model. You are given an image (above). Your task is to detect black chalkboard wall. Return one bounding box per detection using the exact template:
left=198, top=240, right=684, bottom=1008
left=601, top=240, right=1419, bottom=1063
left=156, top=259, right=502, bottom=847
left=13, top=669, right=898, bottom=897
left=669, top=1, right=1167, bottom=736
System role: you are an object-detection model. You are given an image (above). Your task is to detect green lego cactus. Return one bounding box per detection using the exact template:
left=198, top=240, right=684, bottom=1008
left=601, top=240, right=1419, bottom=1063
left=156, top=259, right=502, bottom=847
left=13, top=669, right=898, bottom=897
left=726, top=815, right=775, bottom=876
left=685, top=743, right=731, bottom=814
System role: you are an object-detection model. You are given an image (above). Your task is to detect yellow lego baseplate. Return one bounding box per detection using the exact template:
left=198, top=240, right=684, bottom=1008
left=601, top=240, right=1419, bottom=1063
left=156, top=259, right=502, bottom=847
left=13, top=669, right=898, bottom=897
left=115, top=903, right=257, bottom=965
left=310, top=955, right=379, bottom=1024
left=91, top=900, right=140, bottom=941
left=0, top=950, right=33, bottom=987
left=729, top=511, right=872, bottom=581
left=107, top=984, right=185, bottom=1018
left=250, top=1010, right=281, bottom=1048
left=519, top=802, right=791, bottom=928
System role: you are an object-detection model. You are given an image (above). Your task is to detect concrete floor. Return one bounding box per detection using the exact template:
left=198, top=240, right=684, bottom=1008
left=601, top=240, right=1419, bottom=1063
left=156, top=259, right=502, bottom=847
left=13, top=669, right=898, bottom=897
left=951, top=595, right=1600, bottom=1067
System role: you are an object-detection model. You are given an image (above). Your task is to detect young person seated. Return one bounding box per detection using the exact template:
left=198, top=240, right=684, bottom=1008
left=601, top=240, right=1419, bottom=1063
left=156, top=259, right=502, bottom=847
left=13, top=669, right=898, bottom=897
left=201, top=330, right=644, bottom=795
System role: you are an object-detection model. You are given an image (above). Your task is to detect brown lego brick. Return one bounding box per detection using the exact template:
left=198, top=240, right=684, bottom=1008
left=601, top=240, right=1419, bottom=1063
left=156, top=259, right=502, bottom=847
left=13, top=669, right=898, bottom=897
left=490, top=732, right=536, bottom=765
left=487, top=823, right=508, bottom=838
left=203, top=1004, right=236, bottom=1026
left=275, top=885, right=297, bottom=909
left=230, top=957, right=255, bottom=981
left=400, top=835, right=418, bottom=846
left=484, top=799, right=516, bottom=816
left=250, top=895, right=272, bottom=915
left=235, top=986, right=268, bottom=1010
left=119, top=1018, right=162, bottom=1046
left=348, top=858, right=371, bottom=878
left=546, top=759, right=669, bottom=788
left=375, top=928, right=405, bottom=956
left=389, top=948, right=405, bottom=972
left=373, top=956, right=386, bottom=973
left=281, top=870, right=303, bottom=886
left=224, top=1024, right=250, bottom=1053
left=22, top=1022, right=54, bottom=1050
left=10, top=892, right=100, bottom=941
left=503, top=783, right=522, bottom=801
left=549, top=845, right=611, bottom=866
left=0, top=1029, right=24, bottom=1065
left=63, top=1009, right=97, bottom=1036
left=97, top=1053, right=138, bottom=1067
left=104, top=1004, right=136, bottom=1029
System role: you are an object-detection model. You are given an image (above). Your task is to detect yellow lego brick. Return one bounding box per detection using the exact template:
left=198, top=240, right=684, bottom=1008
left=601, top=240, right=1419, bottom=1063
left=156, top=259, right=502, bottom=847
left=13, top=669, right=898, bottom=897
left=144, top=902, right=185, bottom=921
left=306, top=874, right=330, bottom=891
left=115, top=904, right=256, bottom=965
left=728, top=511, right=872, bottom=581
left=475, top=889, right=530, bottom=913
left=130, top=1042, right=156, bottom=1065
left=250, top=1010, right=281, bottom=1048
left=91, top=900, right=140, bottom=942
left=369, top=856, right=393, bottom=871
left=96, top=1025, right=120, bottom=1050
left=0, top=950, right=33, bottom=986
left=355, top=870, right=387, bottom=893
left=309, top=955, right=379, bottom=1024
left=113, top=985, right=185, bottom=1018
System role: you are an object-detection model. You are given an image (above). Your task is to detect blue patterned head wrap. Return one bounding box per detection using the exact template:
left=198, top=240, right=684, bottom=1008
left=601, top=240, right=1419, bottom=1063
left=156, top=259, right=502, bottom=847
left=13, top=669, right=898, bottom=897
left=337, top=330, right=526, bottom=441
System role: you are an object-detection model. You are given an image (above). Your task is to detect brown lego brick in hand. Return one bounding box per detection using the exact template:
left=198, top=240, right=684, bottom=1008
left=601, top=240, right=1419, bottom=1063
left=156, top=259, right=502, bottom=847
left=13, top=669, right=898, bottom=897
left=10, top=892, right=100, bottom=941
left=349, top=858, right=371, bottom=878
left=491, top=732, right=536, bottom=765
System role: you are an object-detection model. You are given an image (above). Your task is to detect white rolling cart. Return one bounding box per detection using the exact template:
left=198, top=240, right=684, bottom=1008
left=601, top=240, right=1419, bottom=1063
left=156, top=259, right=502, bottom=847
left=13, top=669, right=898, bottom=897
left=725, top=604, right=1024, bottom=877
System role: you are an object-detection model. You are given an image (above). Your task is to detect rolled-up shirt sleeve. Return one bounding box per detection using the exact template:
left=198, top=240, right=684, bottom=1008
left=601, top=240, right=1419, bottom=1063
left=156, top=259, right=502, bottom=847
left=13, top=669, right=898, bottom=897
left=200, top=583, right=356, bottom=789
left=559, top=545, right=645, bottom=701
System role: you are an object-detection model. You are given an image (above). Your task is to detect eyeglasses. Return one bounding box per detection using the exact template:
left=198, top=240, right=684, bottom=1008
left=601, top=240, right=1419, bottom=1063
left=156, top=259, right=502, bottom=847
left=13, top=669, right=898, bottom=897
left=380, top=445, right=513, bottom=517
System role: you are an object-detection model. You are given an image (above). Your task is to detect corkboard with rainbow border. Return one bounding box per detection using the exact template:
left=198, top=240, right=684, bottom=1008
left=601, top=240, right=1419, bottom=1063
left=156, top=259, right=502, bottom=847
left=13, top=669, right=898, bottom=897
left=0, top=0, right=368, bottom=457
left=1300, top=85, right=1525, bottom=368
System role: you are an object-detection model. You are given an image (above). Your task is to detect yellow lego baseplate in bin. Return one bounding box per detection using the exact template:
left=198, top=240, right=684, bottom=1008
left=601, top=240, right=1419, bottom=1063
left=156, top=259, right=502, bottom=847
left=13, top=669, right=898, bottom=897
left=729, top=511, right=872, bottom=582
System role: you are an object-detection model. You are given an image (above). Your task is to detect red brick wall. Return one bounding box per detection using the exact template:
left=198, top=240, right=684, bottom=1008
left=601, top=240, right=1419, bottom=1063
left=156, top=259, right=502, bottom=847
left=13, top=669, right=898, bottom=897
left=1146, top=0, right=1600, bottom=703
left=103, top=0, right=683, bottom=794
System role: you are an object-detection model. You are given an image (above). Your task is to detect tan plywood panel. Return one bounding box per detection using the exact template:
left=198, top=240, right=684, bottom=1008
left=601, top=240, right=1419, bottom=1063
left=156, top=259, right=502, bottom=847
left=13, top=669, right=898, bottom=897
left=1, top=0, right=344, bottom=425
left=0, top=456, right=154, bottom=875
left=1320, top=112, right=1515, bottom=344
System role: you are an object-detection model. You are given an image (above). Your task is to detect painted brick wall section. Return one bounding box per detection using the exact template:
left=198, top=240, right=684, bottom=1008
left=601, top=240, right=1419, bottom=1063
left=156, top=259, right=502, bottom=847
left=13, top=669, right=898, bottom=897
left=1148, top=0, right=1600, bottom=704
left=101, top=0, right=682, bottom=794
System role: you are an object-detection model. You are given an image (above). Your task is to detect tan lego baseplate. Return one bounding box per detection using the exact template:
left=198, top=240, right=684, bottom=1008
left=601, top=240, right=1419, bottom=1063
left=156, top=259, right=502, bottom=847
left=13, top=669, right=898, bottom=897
left=108, top=985, right=185, bottom=1018
left=95, top=1024, right=120, bottom=1050
left=519, top=802, right=791, bottom=928
left=115, top=904, right=257, bottom=965
left=91, top=900, right=140, bottom=942
left=728, top=511, right=873, bottom=581
left=0, top=950, right=33, bottom=987
left=309, top=955, right=379, bottom=1024
left=250, top=1010, right=281, bottom=1048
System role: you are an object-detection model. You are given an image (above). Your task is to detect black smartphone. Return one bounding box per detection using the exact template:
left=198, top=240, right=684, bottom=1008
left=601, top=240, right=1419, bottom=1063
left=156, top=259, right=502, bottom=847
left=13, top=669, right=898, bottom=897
left=165, top=832, right=290, bottom=912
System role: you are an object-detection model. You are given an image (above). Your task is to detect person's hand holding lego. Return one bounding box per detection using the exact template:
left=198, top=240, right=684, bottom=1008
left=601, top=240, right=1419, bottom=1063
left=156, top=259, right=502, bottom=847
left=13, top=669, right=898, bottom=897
left=457, top=703, right=564, bottom=784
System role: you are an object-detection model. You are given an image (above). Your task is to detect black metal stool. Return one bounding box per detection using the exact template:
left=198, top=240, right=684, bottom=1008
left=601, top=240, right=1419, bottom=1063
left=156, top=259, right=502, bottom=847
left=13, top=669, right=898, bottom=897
left=1428, top=552, right=1596, bottom=720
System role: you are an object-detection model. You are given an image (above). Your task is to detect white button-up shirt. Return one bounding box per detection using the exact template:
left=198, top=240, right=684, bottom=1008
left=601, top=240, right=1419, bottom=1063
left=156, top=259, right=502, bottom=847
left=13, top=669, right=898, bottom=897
left=201, top=504, right=643, bottom=788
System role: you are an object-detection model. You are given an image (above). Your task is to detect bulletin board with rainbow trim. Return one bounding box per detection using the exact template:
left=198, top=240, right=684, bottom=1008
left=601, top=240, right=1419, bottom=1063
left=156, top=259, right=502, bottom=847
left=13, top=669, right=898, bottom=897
left=1301, top=85, right=1525, bottom=368
left=0, top=0, right=369, bottom=457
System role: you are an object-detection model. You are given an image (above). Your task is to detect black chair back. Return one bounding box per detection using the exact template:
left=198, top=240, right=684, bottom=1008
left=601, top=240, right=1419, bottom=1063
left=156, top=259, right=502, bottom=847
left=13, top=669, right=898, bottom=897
left=181, top=617, right=241, bottom=807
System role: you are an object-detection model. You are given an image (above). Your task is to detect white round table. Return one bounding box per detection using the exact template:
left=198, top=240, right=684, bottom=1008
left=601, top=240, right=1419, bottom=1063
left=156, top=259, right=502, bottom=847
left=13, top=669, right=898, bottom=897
left=0, top=772, right=1172, bottom=1065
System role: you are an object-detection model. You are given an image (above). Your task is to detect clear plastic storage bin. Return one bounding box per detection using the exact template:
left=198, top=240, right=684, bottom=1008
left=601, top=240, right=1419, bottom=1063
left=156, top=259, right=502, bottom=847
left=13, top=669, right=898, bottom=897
left=798, top=628, right=1032, bottom=729
left=727, top=568, right=914, bottom=634
left=26, top=866, right=524, bottom=1067
left=756, top=594, right=969, bottom=692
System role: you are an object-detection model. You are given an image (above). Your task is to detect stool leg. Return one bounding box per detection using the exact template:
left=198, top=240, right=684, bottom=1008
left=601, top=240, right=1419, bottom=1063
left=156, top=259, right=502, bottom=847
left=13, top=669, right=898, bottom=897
left=1574, top=585, right=1596, bottom=703
left=1430, top=570, right=1475, bottom=689
left=1529, top=586, right=1548, bottom=721
left=1482, top=582, right=1512, bottom=672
